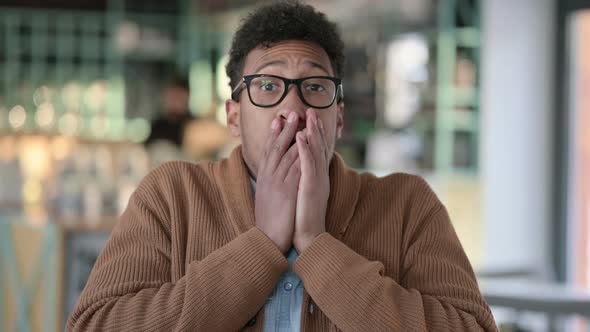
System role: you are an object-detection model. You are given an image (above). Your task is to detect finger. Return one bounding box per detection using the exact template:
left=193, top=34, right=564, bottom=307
left=297, top=130, right=314, bottom=178
left=305, top=109, right=323, bottom=166
left=266, top=112, right=300, bottom=172
left=259, top=118, right=283, bottom=175
left=276, top=142, right=299, bottom=180
left=284, top=155, right=301, bottom=187
left=318, top=118, right=330, bottom=163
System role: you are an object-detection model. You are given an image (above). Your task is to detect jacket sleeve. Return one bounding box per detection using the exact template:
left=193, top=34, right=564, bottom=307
left=66, top=168, right=288, bottom=331
left=293, top=178, right=497, bottom=332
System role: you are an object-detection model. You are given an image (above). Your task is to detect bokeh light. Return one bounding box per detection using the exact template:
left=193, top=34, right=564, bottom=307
left=84, top=80, right=108, bottom=112
left=33, top=85, right=54, bottom=107
left=35, top=102, right=55, bottom=129
left=23, top=178, right=43, bottom=204
left=216, top=54, right=231, bottom=101
left=90, top=115, right=110, bottom=138
left=62, top=81, right=82, bottom=112
left=126, top=117, right=151, bottom=143
left=18, top=136, right=51, bottom=180
left=58, top=113, right=80, bottom=136
left=50, top=136, right=76, bottom=161
left=8, top=105, right=27, bottom=129
left=216, top=103, right=227, bottom=125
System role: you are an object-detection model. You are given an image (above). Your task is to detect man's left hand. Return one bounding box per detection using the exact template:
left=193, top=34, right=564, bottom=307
left=293, top=109, right=330, bottom=254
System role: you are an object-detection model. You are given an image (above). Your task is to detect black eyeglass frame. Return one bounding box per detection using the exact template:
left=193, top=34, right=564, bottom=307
left=231, top=74, right=343, bottom=109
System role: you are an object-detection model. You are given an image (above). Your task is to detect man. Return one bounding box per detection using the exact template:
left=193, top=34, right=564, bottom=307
left=145, top=76, right=195, bottom=149
left=67, top=1, right=497, bottom=331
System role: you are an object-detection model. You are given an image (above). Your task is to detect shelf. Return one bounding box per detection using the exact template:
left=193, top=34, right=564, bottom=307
left=422, top=86, right=478, bottom=108
left=56, top=216, right=119, bottom=232
left=398, top=27, right=480, bottom=48
left=456, top=27, right=480, bottom=48
left=412, top=109, right=477, bottom=133
left=432, top=0, right=480, bottom=174
left=453, top=86, right=478, bottom=108
left=453, top=109, right=477, bottom=132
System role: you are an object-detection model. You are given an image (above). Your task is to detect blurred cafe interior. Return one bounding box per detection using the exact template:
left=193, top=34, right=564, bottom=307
left=1, top=0, right=590, bottom=331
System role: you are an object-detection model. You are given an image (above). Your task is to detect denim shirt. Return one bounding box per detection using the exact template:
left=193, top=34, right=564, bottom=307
left=250, top=178, right=304, bottom=331
left=262, top=248, right=304, bottom=332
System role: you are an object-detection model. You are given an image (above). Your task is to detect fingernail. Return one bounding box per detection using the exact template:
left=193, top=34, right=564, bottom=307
left=271, top=119, right=278, bottom=130
left=318, top=119, right=323, bottom=129
left=288, top=112, right=297, bottom=123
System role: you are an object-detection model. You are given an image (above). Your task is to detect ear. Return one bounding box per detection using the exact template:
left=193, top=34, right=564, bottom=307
left=225, top=99, right=241, bottom=137
left=336, top=102, right=344, bottom=139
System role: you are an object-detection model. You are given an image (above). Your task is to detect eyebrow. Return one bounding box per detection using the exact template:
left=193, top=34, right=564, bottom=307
left=253, top=60, right=332, bottom=76
left=305, top=61, right=331, bottom=75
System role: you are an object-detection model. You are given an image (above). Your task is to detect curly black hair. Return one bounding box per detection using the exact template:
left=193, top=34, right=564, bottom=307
left=226, top=0, right=345, bottom=101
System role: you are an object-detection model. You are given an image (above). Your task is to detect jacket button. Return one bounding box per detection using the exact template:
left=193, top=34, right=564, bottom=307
left=246, top=318, right=257, bottom=327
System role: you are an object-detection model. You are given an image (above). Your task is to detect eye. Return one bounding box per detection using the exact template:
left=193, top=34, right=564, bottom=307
left=258, top=80, right=279, bottom=92
left=304, top=83, right=326, bottom=92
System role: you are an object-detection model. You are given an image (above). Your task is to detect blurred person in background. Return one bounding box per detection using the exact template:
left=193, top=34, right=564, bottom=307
left=146, top=75, right=232, bottom=164
left=67, top=1, right=497, bottom=331
left=145, top=76, right=195, bottom=149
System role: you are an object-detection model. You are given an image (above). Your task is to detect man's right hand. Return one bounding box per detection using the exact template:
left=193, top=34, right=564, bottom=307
left=254, top=112, right=301, bottom=254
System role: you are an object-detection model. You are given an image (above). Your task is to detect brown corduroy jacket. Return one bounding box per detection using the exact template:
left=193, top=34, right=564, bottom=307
left=66, top=146, right=497, bottom=332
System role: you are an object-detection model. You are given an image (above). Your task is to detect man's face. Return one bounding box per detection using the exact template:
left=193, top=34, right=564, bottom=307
left=163, top=85, right=189, bottom=117
left=225, top=40, right=344, bottom=178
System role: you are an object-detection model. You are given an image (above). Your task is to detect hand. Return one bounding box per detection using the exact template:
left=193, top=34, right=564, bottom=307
left=255, top=112, right=302, bottom=254
left=293, top=109, right=330, bottom=254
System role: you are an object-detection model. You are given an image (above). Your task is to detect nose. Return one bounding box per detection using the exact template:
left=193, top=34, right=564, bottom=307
left=276, top=84, right=307, bottom=125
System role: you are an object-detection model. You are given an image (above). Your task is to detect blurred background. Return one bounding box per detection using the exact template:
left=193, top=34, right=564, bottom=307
left=0, top=0, right=588, bottom=331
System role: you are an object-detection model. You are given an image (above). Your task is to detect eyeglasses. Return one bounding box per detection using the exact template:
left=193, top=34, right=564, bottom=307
left=231, top=74, right=343, bottom=109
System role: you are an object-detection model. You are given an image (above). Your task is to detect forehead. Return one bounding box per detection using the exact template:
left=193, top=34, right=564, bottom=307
left=242, top=40, right=333, bottom=76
